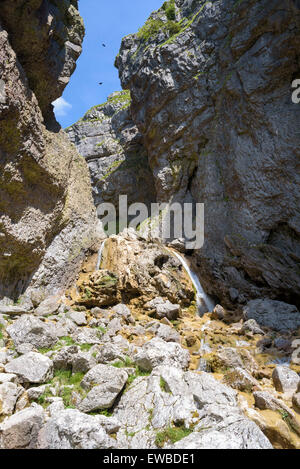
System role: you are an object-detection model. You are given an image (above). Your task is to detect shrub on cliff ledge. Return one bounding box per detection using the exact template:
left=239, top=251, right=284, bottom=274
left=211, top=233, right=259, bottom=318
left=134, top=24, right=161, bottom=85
left=137, top=15, right=180, bottom=44
left=163, top=0, right=176, bottom=21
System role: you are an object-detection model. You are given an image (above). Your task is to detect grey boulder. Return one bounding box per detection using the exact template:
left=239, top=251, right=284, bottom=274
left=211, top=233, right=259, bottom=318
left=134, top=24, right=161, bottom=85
left=0, top=306, right=29, bottom=316
left=5, top=352, right=54, bottom=384
left=0, top=382, right=23, bottom=416
left=34, top=295, right=61, bottom=317
left=111, top=304, right=135, bottom=324
left=66, top=310, right=87, bottom=326
left=146, top=322, right=181, bottom=343
left=114, top=367, right=270, bottom=449
left=223, top=367, right=260, bottom=392
left=37, top=409, right=116, bottom=449
left=133, top=338, right=190, bottom=371
left=145, top=297, right=181, bottom=320
left=272, top=366, right=300, bottom=393
left=169, top=418, right=272, bottom=449
left=0, top=373, right=18, bottom=384
left=241, top=319, right=265, bottom=336
left=71, top=351, right=97, bottom=374
left=0, top=405, right=45, bottom=449
left=243, top=299, right=300, bottom=332
left=78, top=364, right=128, bottom=413
left=6, top=315, right=58, bottom=349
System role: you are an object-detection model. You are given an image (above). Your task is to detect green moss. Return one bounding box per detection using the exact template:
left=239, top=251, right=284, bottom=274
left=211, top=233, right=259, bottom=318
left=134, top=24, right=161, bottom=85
left=234, top=0, right=245, bottom=8
left=37, top=385, right=54, bottom=408
left=99, top=160, right=123, bottom=182
left=0, top=118, right=21, bottom=153
left=186, top=301, right=197, bottom=316
left=38, top=336, right=76, bottom=354
left=107, top=90, right=131, bottom=109
left=137, top=18, right=164, bottom=42
left=155, top=425, right=193, bottom=448
left=160, top=376, right=172, bottom=394
left=193, top=71, right=205, bottom=80
left=125, top=429, right=137, bottom=438
left=54, top=370, right=86, bottom=407
left=148, top=408, right=154, bottom=423
left=112, top=356, right=134, bottom=368
left=52, top=370, right=84, bottom=386
left=278, top=410, right=300, bottom=434
left=60, top=336, right=76, bottom=346
left=80, top=343, right=93, bottom=352
left=90, top=408, right=114, bottom=417
left=36, top=371, right=86, bottom=409
left=83, top=288, right=92, bottom=300
left=95, top=274, right=118, bottom=288
left=68, top=91, right=131, bottom=129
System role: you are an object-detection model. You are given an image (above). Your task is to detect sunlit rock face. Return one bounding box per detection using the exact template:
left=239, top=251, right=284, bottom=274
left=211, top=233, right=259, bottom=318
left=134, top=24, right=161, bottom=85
left=75, top=229, right=195, bottom=311
left=116, top=0, right=300, bottom=307
left=0, top=0, right=84, bottom=126
left=0, top=1, right=98, bottom=300
left=66, top=91, right=156, bottom=219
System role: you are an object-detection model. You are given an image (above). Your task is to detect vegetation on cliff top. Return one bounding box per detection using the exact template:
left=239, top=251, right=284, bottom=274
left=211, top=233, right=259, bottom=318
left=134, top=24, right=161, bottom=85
left=66, top=90, right=131, bottom=128
left=127, top=0, right=216, bottom=53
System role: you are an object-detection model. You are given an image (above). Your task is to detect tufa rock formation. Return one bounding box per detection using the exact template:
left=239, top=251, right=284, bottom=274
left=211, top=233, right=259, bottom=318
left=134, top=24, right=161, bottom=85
left=0, top=0, right=98, bottom=301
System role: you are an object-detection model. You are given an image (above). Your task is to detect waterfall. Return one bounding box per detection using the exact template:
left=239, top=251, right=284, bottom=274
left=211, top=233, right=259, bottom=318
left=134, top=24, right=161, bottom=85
left=197, top=323, right=213, bottom=372
left=171, top=250, right=215, bottom=315
left=95, top=239, right=107, bottom=271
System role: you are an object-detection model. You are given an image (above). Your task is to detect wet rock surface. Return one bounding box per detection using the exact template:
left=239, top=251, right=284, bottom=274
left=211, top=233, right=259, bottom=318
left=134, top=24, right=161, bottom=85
left=75, top=229, right=195, bottom=311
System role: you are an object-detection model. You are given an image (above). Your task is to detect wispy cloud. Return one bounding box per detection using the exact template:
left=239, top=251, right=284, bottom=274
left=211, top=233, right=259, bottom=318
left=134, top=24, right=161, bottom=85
left=52, top=97, right=72, bottom=117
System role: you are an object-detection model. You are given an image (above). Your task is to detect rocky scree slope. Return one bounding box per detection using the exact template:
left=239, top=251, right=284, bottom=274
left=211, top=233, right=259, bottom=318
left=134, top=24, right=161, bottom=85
left=0, top=230, right=290, bottom=449
left=0, top=0, right=98, bottom=301
left=0, top=230, right=300, bottom=449
left=66, top=90, right=156, bottom=217
left=0, top=231, right=300, bottom=449
left=115, top=0, right=300, bottom=308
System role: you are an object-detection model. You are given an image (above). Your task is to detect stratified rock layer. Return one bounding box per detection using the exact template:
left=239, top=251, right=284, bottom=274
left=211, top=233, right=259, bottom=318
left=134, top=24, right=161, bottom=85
left=116, top=0, right=300, bottom=307
left=0, top=1, right=98, bottom=300
left=66, top=91, right=156, bottom=217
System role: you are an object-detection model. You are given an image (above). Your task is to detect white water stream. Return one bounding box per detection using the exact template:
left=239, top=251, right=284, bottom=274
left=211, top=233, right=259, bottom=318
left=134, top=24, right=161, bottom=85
left=171, top=250, right=215, bottom=316
left=95, top=239, right=107, bottom=271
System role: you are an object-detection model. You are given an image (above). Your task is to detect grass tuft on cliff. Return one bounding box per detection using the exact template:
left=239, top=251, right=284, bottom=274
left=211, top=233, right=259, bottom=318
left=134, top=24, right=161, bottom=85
left=155, top=425, right=193, bottom=447
left=163, top=0, right=176, bottom=21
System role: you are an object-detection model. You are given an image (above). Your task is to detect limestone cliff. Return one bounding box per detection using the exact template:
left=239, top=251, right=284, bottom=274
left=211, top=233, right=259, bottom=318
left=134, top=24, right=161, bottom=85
left=0, top=1, right=98, bottom=301
left=66, top=91, right=156, bottom=217
left=115, top=0, right=300, bottom=307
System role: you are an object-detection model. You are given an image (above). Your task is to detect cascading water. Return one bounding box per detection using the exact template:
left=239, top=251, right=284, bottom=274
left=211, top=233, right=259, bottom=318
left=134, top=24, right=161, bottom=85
left=95, top=239, right=107, bottom=271
left=197, top=321, right=213, bottom=372
left=171, top=250, right=215, bottom=316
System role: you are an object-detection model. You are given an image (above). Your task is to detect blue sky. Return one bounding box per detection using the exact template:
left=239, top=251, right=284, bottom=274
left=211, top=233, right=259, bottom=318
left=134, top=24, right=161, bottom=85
left=53, top=0, right=163, bottom=128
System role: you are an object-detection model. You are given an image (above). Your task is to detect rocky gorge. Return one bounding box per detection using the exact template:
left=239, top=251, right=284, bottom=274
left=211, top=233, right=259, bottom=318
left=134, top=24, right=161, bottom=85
left=0, top=0, right=299, bottom=451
